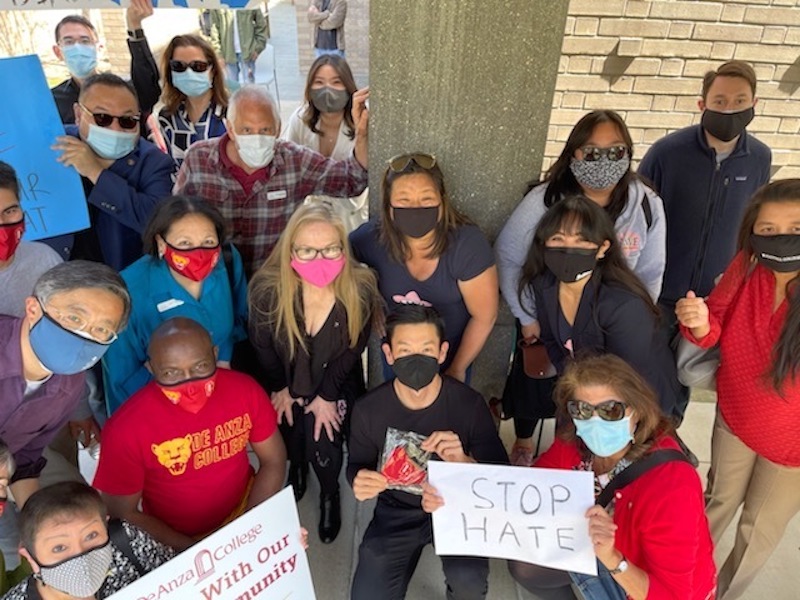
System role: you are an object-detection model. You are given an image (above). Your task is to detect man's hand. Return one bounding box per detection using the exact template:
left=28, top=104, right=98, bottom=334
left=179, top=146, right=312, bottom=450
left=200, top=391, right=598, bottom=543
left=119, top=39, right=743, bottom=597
left=270, top=387, right=301, bottom=427
left=421, top=481, right=444, bottom=514
left=69, top=417, right=102, bottom=444
left=304, top=396, right=342, bottom=442
left=675, top=290, right=711, bottom=339
left=126, top=0, right=154, bottom=31
left=352, top=469, right=387, bottom=501
left=421, top=431, right=473, bottom=463
left=53, top=136, right=108, bottom=183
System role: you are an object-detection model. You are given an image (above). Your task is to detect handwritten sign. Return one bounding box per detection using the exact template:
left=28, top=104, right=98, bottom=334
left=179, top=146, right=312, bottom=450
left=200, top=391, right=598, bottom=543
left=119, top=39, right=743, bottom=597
left=428, top=462, right=597, bottom=576
left=2, top=0, right=262, bottom=9
left=0, top=55, right=89, bottom=241
left=109, top=487, right=317, bottom=600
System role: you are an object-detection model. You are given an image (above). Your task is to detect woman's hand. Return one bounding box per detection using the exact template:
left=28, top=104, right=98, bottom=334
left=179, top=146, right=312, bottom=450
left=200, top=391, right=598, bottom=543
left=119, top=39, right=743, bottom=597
left=271, top=387, right=301, bottom=427
left=299, top=527, right=309, bottom=550
left=586, top=505, right=619, bottom=565
left=421, top=481, right=444, bottom=514
left=675, top=291, right=711, bottom=339
left=352, top=469, right=388, bottom=501
left=351, top=86, right=370, bottom=137
left=304, top=396, right=342, bottom=442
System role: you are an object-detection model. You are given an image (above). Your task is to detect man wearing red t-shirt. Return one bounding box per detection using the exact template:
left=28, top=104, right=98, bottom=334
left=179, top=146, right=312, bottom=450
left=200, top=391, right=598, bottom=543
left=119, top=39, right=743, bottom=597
left=94, top=317, right=286, bottom=550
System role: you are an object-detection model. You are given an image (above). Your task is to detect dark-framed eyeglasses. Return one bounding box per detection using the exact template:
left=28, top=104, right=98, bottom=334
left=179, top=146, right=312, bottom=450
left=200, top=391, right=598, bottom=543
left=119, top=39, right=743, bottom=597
left=292, top=245, right=344, bottom=261
left=387, top=153, right=437, bottom=173
left=78, top=104, right=140, bottom=130
left=169, top=60, right=210, bottom=73
left=567, top=399, right=628, bottom=422
left=579, top=145, right=628, bottom=162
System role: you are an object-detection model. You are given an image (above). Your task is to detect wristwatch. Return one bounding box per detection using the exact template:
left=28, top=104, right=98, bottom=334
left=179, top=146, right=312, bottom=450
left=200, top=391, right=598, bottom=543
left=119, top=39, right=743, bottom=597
left=609, top=554, right=629, bottom=575
left=127, top=28, right=145, bottom=41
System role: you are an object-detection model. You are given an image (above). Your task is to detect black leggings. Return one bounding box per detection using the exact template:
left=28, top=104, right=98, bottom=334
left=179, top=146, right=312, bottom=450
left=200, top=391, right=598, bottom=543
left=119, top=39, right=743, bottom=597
left=507, top=561, right=576, bottom=599
left=514, top=417, right=537, bottom=439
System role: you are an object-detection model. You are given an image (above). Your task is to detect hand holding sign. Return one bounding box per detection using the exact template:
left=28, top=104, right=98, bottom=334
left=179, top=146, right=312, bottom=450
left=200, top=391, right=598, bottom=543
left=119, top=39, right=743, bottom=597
left=586, top=505, right=619, bottom=566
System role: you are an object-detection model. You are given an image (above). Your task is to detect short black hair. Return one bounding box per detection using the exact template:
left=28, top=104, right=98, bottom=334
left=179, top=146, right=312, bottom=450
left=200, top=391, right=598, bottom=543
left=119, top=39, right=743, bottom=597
left=19, top=482, right=106, bottom=552
left=385, top=304, right=445, bottom=346
left=80, top=73, right=139, bottom=108
left=142, top=195, right=228, bottom=257
left=54, top=15, right=97, bottom=43
left=0, top=161, right=19, bottom=200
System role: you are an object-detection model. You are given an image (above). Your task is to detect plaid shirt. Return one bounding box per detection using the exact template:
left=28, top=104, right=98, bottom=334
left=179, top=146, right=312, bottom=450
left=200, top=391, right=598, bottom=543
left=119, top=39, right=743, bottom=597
left=175, top=134, right=368, bottom=276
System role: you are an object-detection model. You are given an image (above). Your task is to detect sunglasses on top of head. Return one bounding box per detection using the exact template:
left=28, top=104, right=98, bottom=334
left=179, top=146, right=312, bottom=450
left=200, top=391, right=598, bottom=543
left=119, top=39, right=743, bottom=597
left=169, top=60, right=210, bottom=73
left=78, top=104, right=140, bottom=130
left=567, top=399, right=628, bottom=422
left=579, top=145, right=628, bottom=162
left=387, top=153, right=437, bottom=173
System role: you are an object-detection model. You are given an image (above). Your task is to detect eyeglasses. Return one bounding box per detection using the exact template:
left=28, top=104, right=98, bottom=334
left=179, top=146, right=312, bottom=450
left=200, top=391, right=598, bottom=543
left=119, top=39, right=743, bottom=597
left=567, top=399, right=628, bottom=422
left=79, top=104, right=140, bottom=130
left=40, top=300, right=118, bottom=344
left=169, top=60, right=210, bottom=73
left=579, top=145, right=628, bottom=162
left=59, top=37, right=95, bottom=48
left=292, top=245, right=344, bottom=261
left=387, top=153, right=437, bottom=173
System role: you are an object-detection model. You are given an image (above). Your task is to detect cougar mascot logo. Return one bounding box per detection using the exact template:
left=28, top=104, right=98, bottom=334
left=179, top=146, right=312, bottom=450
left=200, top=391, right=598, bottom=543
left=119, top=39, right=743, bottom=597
left=152, top=434, right=193, bottom=476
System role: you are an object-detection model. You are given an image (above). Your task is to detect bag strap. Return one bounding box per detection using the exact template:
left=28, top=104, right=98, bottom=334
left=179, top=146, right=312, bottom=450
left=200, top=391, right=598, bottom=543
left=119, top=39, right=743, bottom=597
left=641, top=192, right=653, bottom=231
left=596, top=449, right=690, bottom=508
left=108, top=518, right=146, bottom=577
left=221, top=241, right=236, bottom=291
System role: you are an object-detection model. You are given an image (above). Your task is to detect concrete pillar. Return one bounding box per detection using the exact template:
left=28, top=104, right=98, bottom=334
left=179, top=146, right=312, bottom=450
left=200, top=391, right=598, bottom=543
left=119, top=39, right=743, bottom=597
left=368, top=0, right=569, bottom=399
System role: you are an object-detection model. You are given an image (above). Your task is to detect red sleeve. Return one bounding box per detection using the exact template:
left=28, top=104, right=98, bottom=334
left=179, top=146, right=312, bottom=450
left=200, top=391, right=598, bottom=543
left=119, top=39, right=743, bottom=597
left=245, top=376, right=278, bottom=443
left=92, top=412, right=146, bottom=495
left=533, top=438, right=580, bottom=470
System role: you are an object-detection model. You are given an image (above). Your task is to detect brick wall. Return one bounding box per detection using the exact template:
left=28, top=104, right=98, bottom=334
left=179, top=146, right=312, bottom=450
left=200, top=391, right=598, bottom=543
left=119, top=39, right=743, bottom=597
left=548, top=0, right=800, bottom=179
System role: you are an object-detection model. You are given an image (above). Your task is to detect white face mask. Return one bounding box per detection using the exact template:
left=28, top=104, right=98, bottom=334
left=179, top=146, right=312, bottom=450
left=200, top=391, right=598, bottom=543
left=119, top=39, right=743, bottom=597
left=234, top=133, right=276, bottom=169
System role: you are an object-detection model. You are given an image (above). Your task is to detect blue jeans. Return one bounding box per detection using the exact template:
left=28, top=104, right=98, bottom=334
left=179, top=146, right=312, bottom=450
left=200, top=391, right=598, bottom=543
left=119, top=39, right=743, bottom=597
left=569, top=562, right=628, bottom=600
left=315, top=48, right=345, bottom=59
left=226, top=53, right=256, bottom=84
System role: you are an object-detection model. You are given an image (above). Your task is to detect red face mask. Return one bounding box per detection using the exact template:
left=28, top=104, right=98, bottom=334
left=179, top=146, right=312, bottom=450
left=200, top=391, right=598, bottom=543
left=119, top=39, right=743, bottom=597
left=0, top=220, right=24, bottom=261
left=163, top=243, right=220, bottom=282
left=157, top=370, right=217, bottom=414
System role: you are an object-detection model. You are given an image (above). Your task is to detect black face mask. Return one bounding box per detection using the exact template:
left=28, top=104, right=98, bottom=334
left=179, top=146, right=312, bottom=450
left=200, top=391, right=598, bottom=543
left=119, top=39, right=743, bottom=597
left=701, top=107, right=754, bottom=143
left=543, top=247, right=598, bottom=283
left=750, top=234, right=800, bottom=272
left=392, top=354, right=440, bottom=391
left=392, top=206, right=439, bottom=238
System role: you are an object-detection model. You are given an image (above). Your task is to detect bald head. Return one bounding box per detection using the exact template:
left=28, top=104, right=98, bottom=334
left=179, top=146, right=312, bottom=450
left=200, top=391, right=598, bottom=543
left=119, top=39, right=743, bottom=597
left=147, top=318, right=216, bottom=385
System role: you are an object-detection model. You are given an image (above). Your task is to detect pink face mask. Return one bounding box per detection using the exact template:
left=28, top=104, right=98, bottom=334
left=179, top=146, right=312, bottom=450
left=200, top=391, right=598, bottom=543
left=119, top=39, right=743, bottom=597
left=290, top=256, right=345, bottom=288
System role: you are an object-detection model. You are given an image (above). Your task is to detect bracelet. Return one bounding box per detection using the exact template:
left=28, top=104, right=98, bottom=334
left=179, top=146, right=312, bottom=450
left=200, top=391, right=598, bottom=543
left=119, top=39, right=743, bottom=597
left=127, top=28, right=145, bottom=41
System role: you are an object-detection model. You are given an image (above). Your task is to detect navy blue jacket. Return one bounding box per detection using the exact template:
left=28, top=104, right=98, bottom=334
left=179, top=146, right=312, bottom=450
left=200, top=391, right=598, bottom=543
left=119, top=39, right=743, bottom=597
left=43, top=126, right=175, bottom=271
left=638, top=125, right=771, bottom=306
left=533, top=272, right=681, bottom=418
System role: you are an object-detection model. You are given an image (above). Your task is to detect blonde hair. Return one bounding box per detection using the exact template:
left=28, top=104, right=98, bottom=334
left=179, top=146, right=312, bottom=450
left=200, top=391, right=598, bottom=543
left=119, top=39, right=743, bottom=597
left=249, top=204, right=381, bottom=359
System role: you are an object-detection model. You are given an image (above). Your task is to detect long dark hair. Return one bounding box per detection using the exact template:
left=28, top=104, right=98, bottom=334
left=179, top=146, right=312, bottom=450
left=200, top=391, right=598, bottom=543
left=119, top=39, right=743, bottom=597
left=529, top=110, right=637, bottom=222
left=301, top=55, right=357, bottom=140
left=160, top=34, right=228, bottom=116
left=518, top=195, right=658, bottom=319
left=737, top=179, right=800, bottom=392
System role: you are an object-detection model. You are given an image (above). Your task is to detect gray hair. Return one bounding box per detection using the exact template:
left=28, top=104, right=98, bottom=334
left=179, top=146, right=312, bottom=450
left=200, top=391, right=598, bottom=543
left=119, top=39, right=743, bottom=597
left=33, top=260, right=131, bottom=330
left=227, top=84, right=281, bottom=131
left=0, top=438, right=15, bottom=479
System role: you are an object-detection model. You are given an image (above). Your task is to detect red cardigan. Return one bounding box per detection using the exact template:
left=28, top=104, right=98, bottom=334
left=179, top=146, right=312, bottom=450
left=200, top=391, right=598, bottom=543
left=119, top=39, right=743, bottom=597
left=681, top=251, right=800, bottom=466
left=536, top=436, right=717, bottom=600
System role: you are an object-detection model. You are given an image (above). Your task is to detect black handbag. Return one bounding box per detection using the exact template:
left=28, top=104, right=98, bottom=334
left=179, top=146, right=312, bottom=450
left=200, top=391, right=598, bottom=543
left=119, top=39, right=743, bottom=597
left=499, top=324, right=557, bottom=423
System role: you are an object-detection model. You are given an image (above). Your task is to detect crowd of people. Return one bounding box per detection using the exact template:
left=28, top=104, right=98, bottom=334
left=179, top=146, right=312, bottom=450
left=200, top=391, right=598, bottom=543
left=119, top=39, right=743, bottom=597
left=0, top=6, right=795, bottom=600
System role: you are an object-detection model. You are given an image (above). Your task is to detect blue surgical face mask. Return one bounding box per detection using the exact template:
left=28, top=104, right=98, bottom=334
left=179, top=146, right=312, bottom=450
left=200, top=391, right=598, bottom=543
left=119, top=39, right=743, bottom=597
left=573, top=415, right=633, bottom=458
left=29, top=312, right=113, bottom=375
left=86, top=124, right=137, bottom=160
left=172, top=69, right=212, bottom=98
left=62, top=44, right=97, bottom=79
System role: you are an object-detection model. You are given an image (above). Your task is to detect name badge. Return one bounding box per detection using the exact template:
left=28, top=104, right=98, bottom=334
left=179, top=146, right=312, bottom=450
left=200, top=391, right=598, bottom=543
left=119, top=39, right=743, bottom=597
left=157, top=298, right=185, bottom=313
left=267, top=190, right=288, bottom=200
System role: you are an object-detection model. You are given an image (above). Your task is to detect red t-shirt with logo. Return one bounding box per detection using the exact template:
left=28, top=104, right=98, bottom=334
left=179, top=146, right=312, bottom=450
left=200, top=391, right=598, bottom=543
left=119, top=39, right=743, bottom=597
left=94, top=368, right=277, bottom=537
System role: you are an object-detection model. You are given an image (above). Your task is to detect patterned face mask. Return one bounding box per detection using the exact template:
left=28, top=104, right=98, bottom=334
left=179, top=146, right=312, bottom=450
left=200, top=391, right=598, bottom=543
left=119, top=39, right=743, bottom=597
left=569, top=155, right=630, bottom=191
left=35, top=539, right=113, bottom=597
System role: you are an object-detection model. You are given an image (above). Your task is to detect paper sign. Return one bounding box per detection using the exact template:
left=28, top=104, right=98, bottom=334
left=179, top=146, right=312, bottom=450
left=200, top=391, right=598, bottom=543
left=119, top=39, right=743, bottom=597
left=109, top=487, right=317, bottom=600
left=0, top=55, right=89, bottom=241
left=2, top=0, right=262, bottom=9
left=428, top=462, right=597, bottom=576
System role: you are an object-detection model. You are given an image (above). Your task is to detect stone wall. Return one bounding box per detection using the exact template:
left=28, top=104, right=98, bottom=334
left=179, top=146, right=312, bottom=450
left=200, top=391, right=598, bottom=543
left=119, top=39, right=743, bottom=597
left=549, top=0, right=800, bottom=178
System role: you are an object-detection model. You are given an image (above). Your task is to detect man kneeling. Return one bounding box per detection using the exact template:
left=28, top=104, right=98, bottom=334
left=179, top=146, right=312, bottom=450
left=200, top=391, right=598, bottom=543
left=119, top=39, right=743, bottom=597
left=93, top=317, right=286, bottom=550
left=348, top=305, right=508, bottom=600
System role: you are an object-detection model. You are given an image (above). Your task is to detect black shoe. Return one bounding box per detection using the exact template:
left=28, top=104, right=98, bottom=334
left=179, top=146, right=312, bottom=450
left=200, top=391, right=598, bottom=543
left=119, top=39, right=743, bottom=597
left=288, top=461, right=308, bottom=501
left=318, top=492, right=341, bottom=544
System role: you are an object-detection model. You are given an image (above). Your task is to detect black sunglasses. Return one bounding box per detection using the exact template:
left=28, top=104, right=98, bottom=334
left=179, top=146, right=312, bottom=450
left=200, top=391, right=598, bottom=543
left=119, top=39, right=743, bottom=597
left=580, top=145, right=628, bottom=162
left=387, top=153, right=437, bottom=173
left=567, top=399, right=628, bottom=422
left=79, top=104, right=140, bottom=130
left=170, top=60, right=210, bottom=73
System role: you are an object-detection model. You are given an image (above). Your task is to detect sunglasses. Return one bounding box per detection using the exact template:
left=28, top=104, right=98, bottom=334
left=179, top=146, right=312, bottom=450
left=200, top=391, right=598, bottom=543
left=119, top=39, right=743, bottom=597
left=79, top=104, right=140, bottom=130
left=567, top=399, right=628, bottom=422
left=387, top=153, right=437, bottom=173
left=169, top=60, right=210, bottom=73
left=579, top=145, right=628, bottom=162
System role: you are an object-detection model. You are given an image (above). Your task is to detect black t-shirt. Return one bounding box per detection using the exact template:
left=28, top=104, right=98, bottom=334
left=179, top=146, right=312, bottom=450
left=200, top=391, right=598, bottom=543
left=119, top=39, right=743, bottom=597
left=347, top=376, right=509, bottom=509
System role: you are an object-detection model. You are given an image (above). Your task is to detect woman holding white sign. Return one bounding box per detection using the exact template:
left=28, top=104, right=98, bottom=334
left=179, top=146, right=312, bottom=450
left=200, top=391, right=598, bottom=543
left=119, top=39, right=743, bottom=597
left=502, top=355, right=716, bottom=599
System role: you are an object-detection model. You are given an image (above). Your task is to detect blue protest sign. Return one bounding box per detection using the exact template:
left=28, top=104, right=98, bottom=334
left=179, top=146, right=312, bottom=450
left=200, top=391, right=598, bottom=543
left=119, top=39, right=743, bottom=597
left=0, top=55, right=89, bottom=241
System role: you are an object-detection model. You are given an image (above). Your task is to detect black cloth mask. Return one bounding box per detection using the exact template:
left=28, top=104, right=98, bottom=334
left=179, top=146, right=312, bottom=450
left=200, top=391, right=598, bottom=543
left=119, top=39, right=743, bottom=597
left=701, top=107, right=754, bottom=143
left=392, top=354, right=439, bottom=391
left=543, top=247, right=598, bottom=283
left=750, top=234, right=800, bottom=272
left=392, top=206, right=439, bottom=238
